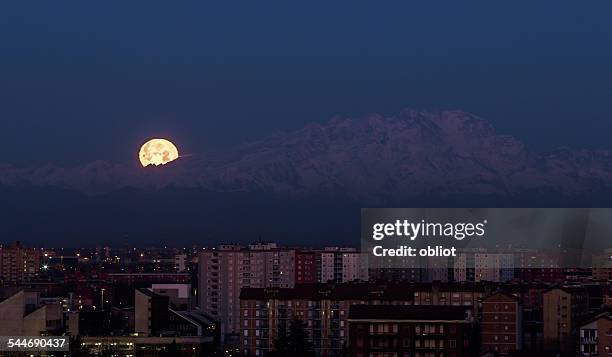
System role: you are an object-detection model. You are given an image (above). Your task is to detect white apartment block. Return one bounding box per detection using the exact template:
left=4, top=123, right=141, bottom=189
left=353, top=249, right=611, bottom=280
left=320, top=247, right=368, bottom=283
left=475, top=253, right=515, bottom=282
left=198, top=243, right=295, bottom=337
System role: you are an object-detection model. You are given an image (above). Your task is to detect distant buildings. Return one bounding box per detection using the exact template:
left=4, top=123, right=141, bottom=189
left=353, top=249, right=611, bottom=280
left=0, top=241, right=40, bottom=285
left=515, top=249, right=564, bottom=283
left=373, top=248, right=542, bottom=284
left=80, top=336, right=214, bottom=356
left=320, top=247, right=368, bottom=284
left=5, top=240, right=612, bottom=355
left=107, top=272, right=191, bottom=285
left=474, top=253, right=515, bottom=283
left=174, top=254, right=187, bottom=272
left=592, top=249, right=612, bottom=281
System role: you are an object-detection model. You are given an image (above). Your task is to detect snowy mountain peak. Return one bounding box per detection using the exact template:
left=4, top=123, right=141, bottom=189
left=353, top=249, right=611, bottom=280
left=0, top=109, right=610, bottom=201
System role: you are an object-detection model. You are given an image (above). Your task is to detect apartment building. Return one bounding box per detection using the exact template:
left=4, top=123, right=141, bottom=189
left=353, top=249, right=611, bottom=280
left=199, top=244, right=371, bottom=338
left=474, top=253, right=515, bottom=283
left=174, top=254, right=187, bottom=272
left=0, top=288, right=63, bottom=336
left=410, top=281, right=495, bottom=316
left=0, top=241, right=41, bottom=285
left=480, top=292, right=522, bottom=355
left=348, top=305, right=476, bottom=357
left=134, top=288, right=219, bottom=340
left=239, top=282, right=417, bottom=357
left=543, top=285, right=589, bottom=353
left=198, top=243, right=296, bottom=337
left=579, top=311, right=612, bottom=356
left=295, top=251, right=320, bottom=284
left=238, top=281, right=496, bottom=357
left=320, top=247, right=368, bottom=283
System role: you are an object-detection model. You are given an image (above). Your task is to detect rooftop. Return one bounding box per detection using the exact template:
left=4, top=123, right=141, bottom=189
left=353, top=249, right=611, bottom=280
left=348, top=304, right=472, bottom=321
left=240, top=281, right=498, bottom=300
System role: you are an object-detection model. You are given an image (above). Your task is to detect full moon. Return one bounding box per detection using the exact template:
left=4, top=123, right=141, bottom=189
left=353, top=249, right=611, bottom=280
left=139, top=138, right=179, bottom=167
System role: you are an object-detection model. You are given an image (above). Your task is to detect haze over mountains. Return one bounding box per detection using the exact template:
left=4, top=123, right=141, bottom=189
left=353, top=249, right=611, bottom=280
left=2, top=109, right=611, bottom=245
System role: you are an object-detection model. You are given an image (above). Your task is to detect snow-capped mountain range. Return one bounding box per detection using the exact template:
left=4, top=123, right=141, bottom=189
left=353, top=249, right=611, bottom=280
left=1, top=109, right=611, bottom=202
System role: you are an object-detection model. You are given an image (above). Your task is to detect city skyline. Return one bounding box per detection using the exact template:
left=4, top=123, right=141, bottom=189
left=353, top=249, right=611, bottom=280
left=1, top=2, right=611, bottom=355
left=2, top=239, right=612, bottom=355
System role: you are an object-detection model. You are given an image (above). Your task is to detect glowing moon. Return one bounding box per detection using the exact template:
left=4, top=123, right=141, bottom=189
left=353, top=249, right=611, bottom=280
left=139, top=138, right=179, bottom=167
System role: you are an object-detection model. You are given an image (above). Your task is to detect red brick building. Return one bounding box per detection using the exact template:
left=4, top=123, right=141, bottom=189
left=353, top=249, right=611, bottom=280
left=579, top=311, right=612, bottom=356
left=295, top=251, right=319, bottom=284
left=481, top=292, right=522, bottom=355
left=239, top=281, right=495, bottom=357
left=240, top=283, right=416, bottom=357
left=348, top=305, right=476, bottom=357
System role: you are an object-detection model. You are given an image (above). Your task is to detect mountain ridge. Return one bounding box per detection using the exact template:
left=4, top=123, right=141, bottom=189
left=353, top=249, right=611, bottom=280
left=1, top=109, right=610, bottom=202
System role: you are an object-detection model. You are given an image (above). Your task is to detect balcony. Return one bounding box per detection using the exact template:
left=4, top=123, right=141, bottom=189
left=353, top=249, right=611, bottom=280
left=580, top=337, right=597, bottom=344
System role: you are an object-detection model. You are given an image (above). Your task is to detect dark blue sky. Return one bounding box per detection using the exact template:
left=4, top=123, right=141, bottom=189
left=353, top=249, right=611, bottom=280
left=1, top=1, right=611, bottom=166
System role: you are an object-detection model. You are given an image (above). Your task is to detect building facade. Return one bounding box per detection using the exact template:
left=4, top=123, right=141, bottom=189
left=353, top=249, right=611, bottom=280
left=579, top=311, right=612, bottom=356
left=320, top=247, right=368, bottom=284
left=480, top=292, right=522, bottom=355
left=238, top=281, right=494, bottom=357
left=348, top=305, right=476, bottom=357
left=134, top=288, right=218, bottom=340
left=199, top=244, right=369, bottom=337
left=295, top=251, right=320, bottom=284
left=198, top=243, right=296, bottom=337
left=240, top=283, right=418, bottom=357
left=543, top=286, right=589, bottom=353
left=0, top=289, right=62, bottom=336
left=0, top=241, right=40, bottom=285
left=135, top=288, right=171, bottom=336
